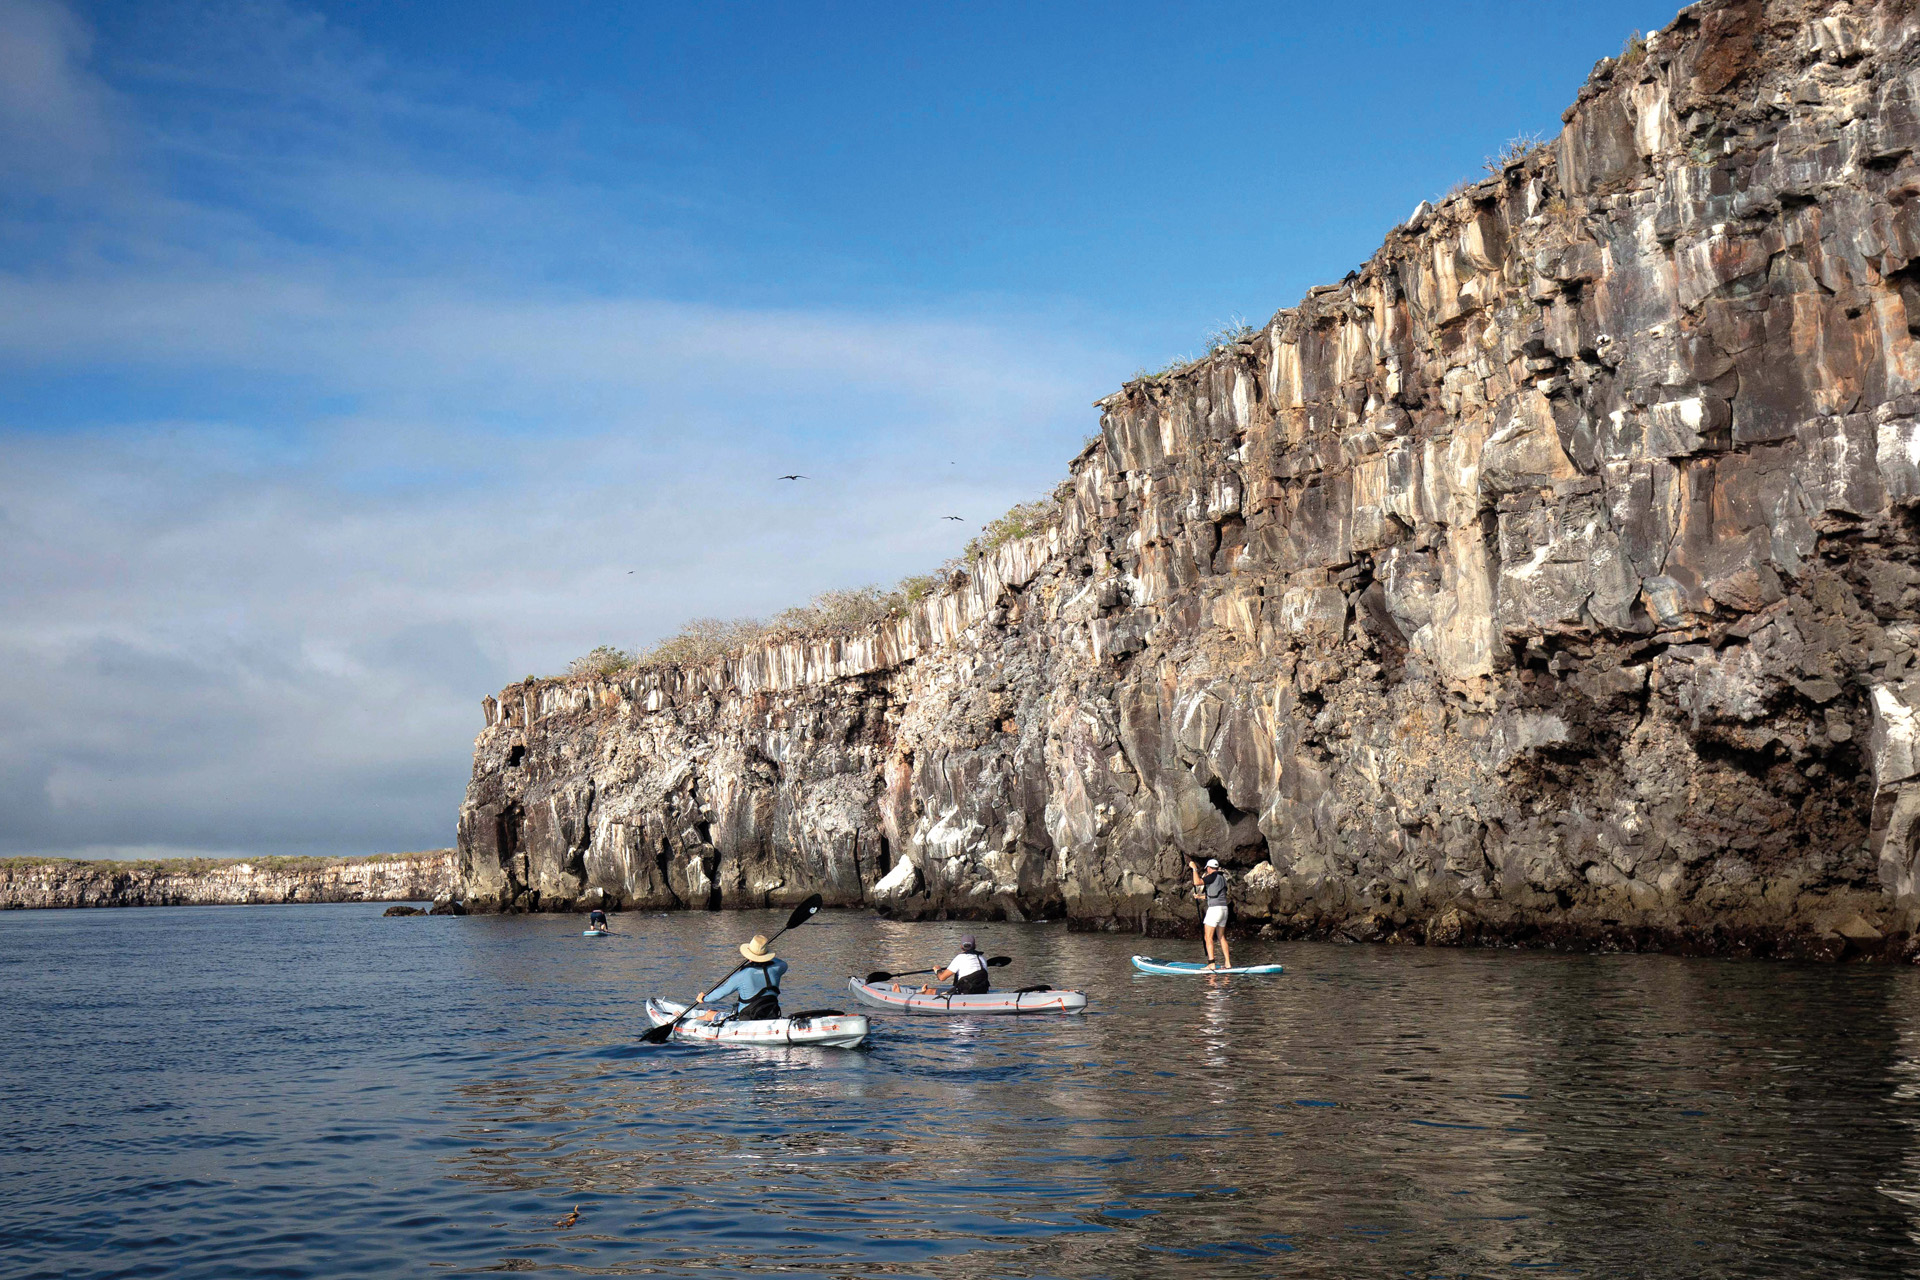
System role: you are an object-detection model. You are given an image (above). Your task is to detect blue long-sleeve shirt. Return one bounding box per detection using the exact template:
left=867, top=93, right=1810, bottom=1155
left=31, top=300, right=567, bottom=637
left=700, top=958, right=787, bottom=1007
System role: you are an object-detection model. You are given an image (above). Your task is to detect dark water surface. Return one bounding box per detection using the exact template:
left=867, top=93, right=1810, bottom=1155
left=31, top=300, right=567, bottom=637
left=5, top=905, right=1920, bottom=1278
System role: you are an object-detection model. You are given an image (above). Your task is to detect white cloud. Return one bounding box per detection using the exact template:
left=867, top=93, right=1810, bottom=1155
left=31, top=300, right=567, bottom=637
left=0, top=0, right=110, bottom=184
left=0, top=1, right=1130, bottom=860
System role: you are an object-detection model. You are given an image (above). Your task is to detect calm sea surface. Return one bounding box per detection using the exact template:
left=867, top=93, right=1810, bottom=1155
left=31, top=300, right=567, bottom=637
left=4, top=904, right=1920, bottom=1278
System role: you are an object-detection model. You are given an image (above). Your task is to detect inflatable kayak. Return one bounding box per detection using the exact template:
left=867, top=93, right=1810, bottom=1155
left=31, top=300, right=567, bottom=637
left=1131, top=955, right=1285, bottom=975
left=582, top=928, right=609, bottom=937
left=642, top=998, right=870, bottom=1049
left=847, top=978, right=1088, bottom=1015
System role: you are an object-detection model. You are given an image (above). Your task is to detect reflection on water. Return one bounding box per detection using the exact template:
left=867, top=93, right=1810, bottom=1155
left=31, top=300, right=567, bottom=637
left=4, top=904, right=1920, bottom=1277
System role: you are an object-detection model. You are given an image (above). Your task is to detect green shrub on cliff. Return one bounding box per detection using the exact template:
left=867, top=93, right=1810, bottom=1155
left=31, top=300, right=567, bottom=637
left=568, top=645, right=637, bottom=677
left=637, top=617, right=768, bottom=667
left=1128, top=316, right=1260, bottom=384
left=1485, top=130, right=1549, bottom=174
left=769, top=585, right=905, bottom=638
left=1205, top=316, right=1256, bottom=353
left=560, top=494, right=1069, bottom=678
left=896, top=573, right=940, bottom=605
left=964, top=496, right=1061, bottom=562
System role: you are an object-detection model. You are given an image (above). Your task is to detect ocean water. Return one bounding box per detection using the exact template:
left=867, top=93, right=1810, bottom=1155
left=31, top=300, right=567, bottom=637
left=4, top=904, right=1920, bottom=1278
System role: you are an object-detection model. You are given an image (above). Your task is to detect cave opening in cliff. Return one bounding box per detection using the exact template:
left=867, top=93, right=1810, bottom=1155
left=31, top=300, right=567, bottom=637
left=1204, top=780, right=1248, bottom=824
left=877, top=834, right=892, bottom=875
left=506, top=745, right=526, bottom=768
left=1203, top=779, right=1270, bottom=868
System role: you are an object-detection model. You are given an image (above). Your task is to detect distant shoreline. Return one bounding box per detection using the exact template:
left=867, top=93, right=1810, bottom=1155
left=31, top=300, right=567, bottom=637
left=0, top=850, right=456, bottom=910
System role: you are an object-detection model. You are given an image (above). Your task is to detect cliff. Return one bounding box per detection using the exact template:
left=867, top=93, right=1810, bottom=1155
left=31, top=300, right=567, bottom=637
left=0, top=852, right=456, bottom=910
left=456, top=0, right=1920, bottom=959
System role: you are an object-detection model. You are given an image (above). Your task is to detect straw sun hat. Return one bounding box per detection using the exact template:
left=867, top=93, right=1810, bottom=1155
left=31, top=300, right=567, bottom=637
left=739, top=934, right=777, bottom=963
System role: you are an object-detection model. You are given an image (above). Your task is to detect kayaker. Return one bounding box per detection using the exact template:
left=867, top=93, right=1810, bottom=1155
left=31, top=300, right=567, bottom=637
left=697, top=933, right=787, bottom=1019
left=1191, top=858, right=1233, bottom=970
left=932, top=935, right=991, bottom=994
left=588, top=908, right=608, bottom=930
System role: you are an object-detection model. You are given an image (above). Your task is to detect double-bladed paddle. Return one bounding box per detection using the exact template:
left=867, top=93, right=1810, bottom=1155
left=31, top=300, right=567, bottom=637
left=640, top=894, right=823, bottom=1045
left=863, top=956, right=1010, bottom=983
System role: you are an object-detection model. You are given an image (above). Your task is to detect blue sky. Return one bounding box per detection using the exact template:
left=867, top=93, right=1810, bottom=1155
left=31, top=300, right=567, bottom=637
left=0, top=0, right=1672, bottom=859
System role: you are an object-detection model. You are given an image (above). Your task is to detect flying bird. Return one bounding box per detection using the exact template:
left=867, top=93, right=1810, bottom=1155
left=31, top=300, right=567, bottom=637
left=943, top=515, right=964, bottom=521
left=778, top=474, right=807, bottom=480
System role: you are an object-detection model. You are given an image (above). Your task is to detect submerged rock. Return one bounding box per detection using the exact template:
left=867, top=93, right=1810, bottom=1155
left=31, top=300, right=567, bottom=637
left=455, top=0, right=1920, bottom=958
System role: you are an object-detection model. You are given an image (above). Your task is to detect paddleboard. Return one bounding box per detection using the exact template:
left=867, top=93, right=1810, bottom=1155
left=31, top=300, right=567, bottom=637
left=1131, top=955, right=1284, bottom=975
left=582, top=928, right=609, bottom=937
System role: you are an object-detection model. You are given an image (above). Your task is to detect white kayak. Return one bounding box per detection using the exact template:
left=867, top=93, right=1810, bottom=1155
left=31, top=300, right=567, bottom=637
left=848, top=978, right=1089, bottom=1015
left=1131, top=955, right=1285, bottom=975
left=642, top=998, right=870, bottom=1048
left=582, top=928, right=609, bottom=937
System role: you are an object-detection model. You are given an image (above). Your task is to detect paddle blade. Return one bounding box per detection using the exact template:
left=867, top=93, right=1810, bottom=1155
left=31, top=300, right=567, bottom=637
left=986, top=956, right=1012, bottom=967
left=863, top=967, right=931, bottom=982
left=786, top=893, right=824, bottom=930
left=639, top=1022, right=675, bottom=1044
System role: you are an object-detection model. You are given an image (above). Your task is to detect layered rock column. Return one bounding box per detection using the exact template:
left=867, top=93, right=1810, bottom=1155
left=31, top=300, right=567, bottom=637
left=458, top=0, right=1920, bottom=957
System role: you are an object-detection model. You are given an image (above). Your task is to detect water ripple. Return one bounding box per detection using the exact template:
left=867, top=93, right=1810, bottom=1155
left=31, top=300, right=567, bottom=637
left=4, top=905, right=1920, bottom=1278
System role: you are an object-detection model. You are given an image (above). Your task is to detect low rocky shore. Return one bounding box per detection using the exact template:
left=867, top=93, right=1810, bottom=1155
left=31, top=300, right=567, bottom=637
left=0, top=852, right=456, bottom=910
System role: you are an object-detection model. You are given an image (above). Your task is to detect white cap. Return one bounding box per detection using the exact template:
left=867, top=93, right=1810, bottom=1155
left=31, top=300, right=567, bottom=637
left=1205, top=858, right=1221, bottom=869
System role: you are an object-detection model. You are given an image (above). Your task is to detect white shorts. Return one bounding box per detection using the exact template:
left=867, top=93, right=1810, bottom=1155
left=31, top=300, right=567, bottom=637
left=1204, top=905, right=1229, bottom=928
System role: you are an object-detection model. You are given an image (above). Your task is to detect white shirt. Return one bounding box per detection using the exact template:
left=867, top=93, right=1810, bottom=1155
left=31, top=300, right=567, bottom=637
left=947, top=950, right=986, bottom=977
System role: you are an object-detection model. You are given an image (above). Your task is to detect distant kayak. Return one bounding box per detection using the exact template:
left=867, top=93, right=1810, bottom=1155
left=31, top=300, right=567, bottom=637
left=1131, top=955, right=1285, bottom=975
left=847, top=978, right=1088, bottom=1015
left=582, top=928, right=609, bottom=937
left=643, top=999, right=869, bottom=1049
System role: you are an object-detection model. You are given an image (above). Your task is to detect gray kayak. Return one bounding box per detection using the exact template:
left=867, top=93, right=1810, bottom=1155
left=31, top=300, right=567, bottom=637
left=642, top=998, right=870, bottom=1048
left=847, top=978, right=1088, bottom=1015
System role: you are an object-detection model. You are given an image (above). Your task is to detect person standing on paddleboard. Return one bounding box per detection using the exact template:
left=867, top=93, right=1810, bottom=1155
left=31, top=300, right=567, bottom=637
left=1191, top=858, right=1233, bottom=970
left=696, top=934, right=788, bottom=1019
left=588, top=907, right=608, bottom=930
left=931, top=936, right=992, bottom=995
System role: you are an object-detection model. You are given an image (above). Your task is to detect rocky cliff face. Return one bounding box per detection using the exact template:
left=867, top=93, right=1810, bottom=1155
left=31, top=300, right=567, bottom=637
left=0, top=853, right=455, bottom=909
left=457, top=0, right=1920, bottom=958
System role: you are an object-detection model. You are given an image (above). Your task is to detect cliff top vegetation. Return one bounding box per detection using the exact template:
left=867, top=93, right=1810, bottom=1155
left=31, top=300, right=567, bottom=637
left=569, top=300, right=1332, bottom=685
left=568, top=489, right=1070, bottom=679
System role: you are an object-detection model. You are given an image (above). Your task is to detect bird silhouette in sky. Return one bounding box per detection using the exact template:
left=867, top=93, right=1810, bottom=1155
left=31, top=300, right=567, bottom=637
left=943, top=515, right=964, bottom=521
left=778, top=474, right=806, bottom=480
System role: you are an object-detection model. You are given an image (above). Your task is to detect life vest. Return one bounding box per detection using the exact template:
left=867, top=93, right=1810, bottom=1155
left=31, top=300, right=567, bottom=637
left=734, top=960, right=782, bottom=1020
left=949, top=949, right=990, bottom=994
